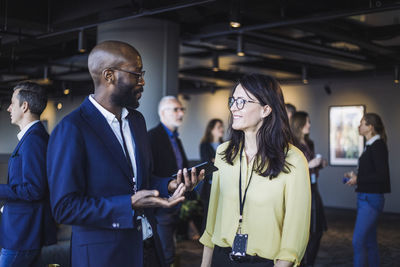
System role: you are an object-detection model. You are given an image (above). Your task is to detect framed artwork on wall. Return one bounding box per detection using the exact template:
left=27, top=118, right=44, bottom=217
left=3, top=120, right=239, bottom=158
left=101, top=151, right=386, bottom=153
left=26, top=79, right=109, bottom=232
left=329, top=105, right=365, bottom=166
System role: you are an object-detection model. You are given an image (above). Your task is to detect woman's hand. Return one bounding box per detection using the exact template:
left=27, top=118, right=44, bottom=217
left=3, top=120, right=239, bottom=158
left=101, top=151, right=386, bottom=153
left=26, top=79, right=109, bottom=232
left=308, top=157, right=322, bottom=168
left=344, top=171, right=357, bottom=186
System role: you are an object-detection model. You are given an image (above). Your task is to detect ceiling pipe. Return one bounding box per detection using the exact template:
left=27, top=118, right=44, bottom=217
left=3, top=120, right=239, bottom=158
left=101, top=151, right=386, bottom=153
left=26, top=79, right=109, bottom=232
left=187, top=3, right=400, bottom=41
left=3, top=0, right=8, bottom=31
left=0, top=30, right=34, bottom=38
left=36, top=0, right=216, bottom=39
left=245, top=31, right=366, bottom=60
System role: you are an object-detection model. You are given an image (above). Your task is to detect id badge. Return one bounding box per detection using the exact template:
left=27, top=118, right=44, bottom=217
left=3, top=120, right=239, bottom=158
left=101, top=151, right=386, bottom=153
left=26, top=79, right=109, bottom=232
left=231, top=233, right=248, bottom=256
left=137, top=215, right=153, bottom=240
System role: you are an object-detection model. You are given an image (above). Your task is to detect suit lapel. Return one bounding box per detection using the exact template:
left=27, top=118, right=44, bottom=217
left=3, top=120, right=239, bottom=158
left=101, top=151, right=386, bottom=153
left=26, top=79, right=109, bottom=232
left=80, top=98, right=133, bottom=184
left=158, top=124, right=178, bottom=170
left=127, top=112, right=143, bottom=190
left=8, top=122, right=44, bottom=183
left=176, top=137, right=188, bottom=168
left=11, top=122, right=39, bottom=157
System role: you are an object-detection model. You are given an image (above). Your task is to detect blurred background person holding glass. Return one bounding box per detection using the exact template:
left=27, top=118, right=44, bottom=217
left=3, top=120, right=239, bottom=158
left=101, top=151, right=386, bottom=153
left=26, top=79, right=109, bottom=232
left=291, top=111, right=328, bottom=267
left=344, top=113, right=390, bottom=267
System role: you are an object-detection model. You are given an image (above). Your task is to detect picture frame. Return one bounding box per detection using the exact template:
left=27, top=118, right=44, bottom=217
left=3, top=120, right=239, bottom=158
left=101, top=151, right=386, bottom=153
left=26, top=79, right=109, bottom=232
left=329, top=105, right=365, bottom=166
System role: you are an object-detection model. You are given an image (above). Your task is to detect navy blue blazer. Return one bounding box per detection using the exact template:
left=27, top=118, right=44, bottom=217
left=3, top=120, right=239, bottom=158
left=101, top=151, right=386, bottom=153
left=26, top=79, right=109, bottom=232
left=47, top=98, right=169, bottom=267
left=0, top=122, right=57, bottom=250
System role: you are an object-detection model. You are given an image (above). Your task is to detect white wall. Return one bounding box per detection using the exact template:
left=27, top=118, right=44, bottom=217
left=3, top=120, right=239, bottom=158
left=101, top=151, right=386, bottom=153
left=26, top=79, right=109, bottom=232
left=178, top=90, right=232, bottom=159
left=178, top=75, right=400, bottom=213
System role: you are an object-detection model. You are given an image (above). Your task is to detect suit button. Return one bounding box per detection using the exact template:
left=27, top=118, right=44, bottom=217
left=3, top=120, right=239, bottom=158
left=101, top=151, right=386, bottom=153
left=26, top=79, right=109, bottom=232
left=112, top=223, right=117, bottom=228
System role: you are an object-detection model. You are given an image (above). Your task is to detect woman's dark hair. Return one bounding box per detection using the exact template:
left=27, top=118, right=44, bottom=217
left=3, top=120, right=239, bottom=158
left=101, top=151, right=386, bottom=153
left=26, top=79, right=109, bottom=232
left=222, top=74, right=293, bottom=178
left=285, top=103, right=296, bottom=115
left=290, top=111, right=314, bottom=151
left=201, top=119, right=224, bottom=144
left=363, top=113, right=387, bottom=143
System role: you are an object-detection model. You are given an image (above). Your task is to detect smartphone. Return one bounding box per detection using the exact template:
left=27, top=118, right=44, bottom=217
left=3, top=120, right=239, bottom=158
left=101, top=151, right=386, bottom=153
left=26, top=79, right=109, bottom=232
left=171, top=161, right=218, bottom=178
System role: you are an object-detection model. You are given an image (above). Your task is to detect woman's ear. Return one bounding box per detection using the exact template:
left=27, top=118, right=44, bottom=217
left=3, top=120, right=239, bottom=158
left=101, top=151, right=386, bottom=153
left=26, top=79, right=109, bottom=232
left=261, top=105, right=272, bottom=118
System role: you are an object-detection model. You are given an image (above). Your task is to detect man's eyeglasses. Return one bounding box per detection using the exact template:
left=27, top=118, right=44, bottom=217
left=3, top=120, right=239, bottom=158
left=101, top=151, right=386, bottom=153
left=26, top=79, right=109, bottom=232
left=228, top=97, right=260, bottom=110
left=166, top=107, right=186, bottom=113
left=107, top=67, right=145, bottom=81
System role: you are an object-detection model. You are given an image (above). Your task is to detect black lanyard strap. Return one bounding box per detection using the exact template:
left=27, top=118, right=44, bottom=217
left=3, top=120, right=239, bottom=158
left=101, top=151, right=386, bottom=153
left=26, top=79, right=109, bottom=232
left=238, top=145, right=255, bottom=227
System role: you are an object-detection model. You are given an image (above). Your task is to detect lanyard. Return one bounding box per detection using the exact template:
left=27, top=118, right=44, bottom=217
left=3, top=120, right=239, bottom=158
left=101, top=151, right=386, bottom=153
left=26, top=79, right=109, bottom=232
left=237, top=145, right=255, bottom=233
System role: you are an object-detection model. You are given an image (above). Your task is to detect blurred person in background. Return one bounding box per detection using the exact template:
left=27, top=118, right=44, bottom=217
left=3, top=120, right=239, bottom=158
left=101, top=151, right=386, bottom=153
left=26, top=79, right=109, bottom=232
left=148, top=96, right=189, bottom=266
left=199, top=119, right=224, bottom=232
left=285, top=103, right=296, bottom=122
left=0, top=82, right=56, bottom=267
left=344, top=113, right=390, bottom=267
left=291, top=111, right=328, bottom=267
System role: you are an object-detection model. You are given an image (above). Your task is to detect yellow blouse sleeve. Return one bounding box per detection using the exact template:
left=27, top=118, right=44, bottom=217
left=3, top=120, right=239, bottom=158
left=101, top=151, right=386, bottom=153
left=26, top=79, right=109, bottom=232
left=274, top=151, right=311, bottom=266
left=199, top=147, right=222, bottom=248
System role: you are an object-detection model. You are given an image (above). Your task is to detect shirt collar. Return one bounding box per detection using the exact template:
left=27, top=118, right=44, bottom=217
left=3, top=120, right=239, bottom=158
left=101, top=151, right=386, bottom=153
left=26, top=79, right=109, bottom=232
left=161, top=123, right=178, bottom=138
left=17, top=120, right=39, bottom=140
left=366, top=134, right=380, bottom=146
left=89, top=95, right=129, bottom=124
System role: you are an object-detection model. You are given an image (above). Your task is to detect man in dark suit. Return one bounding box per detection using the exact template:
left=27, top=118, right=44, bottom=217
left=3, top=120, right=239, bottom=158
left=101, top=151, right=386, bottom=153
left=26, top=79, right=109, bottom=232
left=0, top=82, right=57, bottom=266
left=148, top=96, right=189, bottom=266
left=47, top=41, right=203, bottom=267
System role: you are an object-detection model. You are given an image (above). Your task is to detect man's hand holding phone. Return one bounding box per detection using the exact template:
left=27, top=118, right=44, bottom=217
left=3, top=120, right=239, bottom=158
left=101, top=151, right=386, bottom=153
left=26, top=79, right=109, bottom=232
left=168, top=167, right=205, bottom=193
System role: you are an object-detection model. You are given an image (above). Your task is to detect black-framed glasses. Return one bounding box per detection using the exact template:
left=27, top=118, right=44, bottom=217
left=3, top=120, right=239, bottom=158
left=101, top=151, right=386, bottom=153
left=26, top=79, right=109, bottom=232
left=107, top=67, right=145, bottom=80
left=228, top=97, right=260, bottom=110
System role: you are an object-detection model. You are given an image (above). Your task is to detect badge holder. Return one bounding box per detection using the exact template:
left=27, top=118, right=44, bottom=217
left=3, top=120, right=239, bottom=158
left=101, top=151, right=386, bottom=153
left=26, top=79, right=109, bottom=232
left=229, top=220, right=248, bottom=261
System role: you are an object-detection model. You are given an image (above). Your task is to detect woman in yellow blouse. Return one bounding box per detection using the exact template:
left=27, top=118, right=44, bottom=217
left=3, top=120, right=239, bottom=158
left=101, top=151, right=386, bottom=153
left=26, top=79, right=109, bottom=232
left=200, top=74, right=311, bottom=267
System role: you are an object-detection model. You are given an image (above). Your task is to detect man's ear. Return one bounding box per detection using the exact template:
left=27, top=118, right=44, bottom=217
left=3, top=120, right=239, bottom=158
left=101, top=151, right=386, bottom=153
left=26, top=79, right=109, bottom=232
left=103, top=69, right=115, bottom=83
left=21, top=101, right=29, bottom=113
left=261, top=105, right=272, bottom=118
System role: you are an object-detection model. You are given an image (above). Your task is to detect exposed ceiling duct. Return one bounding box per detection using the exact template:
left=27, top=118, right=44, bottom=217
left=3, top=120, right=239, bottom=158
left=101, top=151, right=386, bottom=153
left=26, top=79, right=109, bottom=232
left=1, top=0, right=400, bottom=100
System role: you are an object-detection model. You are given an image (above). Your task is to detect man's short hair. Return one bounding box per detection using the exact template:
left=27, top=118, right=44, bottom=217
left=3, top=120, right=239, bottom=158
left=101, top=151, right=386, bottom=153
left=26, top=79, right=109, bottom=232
left=158, top=95, right=178, bottom=117
left=13, top=82, right=48, bottom=116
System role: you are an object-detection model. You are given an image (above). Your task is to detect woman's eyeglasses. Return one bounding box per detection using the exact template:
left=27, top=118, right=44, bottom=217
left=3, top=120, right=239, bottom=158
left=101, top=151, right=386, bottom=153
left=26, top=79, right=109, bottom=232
left=228, top=97, right=260, bottom=110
